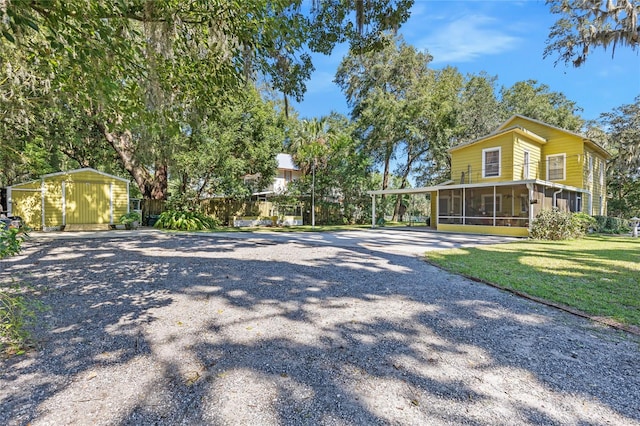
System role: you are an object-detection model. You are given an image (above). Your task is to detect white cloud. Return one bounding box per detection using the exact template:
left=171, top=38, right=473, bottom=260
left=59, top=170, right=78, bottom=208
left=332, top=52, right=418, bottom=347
left=416, top=14, right=521, bottom=63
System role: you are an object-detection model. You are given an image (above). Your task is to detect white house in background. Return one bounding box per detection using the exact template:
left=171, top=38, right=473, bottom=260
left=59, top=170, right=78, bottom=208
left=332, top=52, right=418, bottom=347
left=235, top=153, right=304, bottom=227
left=250, top=153, right=301, bottom=198
left=272, top=153, right=301, bottom=193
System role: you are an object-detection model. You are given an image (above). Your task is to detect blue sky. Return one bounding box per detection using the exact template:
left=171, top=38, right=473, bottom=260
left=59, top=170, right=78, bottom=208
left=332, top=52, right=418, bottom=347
left=292, top=0, right=640, bottom=124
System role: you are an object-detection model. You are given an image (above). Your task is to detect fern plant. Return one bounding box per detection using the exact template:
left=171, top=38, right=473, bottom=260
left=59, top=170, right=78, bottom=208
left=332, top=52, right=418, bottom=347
left=154, top=210, right=219, bottom=231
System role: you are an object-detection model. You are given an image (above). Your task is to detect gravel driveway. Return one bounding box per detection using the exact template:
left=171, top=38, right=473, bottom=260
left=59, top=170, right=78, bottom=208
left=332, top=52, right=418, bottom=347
left=1, top=229, right=639, bottom=425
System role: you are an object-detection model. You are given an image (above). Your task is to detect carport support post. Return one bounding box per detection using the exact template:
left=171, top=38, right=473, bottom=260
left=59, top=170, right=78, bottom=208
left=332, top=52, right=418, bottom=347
left=371, top=194, right=376, bottom=228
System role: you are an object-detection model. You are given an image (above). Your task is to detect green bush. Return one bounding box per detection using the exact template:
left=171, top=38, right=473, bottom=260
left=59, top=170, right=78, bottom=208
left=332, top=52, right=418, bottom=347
left=0, top=284, right=41, bottom=355
left=593, top=215, right=628, bottom=234
left=530, top=209, right=586, bottom=240
left=0, top=228, right=26, bottom=259
left=572, top=212, right=597, bottom=234
left=154, top=210, right=220, bottom=231
left=119, top=211, right=141, bottom=228
left=0, top=227, right=38, bottom=356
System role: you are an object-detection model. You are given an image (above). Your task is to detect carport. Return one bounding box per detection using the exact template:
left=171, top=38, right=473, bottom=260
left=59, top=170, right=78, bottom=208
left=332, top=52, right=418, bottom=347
left=368, top=186, right=440, bottom=230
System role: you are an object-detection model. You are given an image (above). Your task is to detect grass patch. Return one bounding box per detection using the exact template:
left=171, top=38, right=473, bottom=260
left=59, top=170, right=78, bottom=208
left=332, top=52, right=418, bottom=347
left=425, top=235, right=640, bottom=327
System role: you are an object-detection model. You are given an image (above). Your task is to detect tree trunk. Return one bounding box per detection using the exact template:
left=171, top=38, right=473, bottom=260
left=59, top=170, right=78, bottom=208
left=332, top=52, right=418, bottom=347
left=392, top=151, right=419, bottom=221
left=96, top=122, right=169, bottom=200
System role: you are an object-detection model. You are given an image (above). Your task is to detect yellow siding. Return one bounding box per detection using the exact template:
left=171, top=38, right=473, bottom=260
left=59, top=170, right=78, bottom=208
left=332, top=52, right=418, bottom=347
left=451, top=134, right=514, bottom=184
left=10, top=190, right=42, bottom=230
left=501, top=116, right=592, bottom=189
left=582, top=147, right=608, bottom=215
left=112, top=181, right=129, bottom=220
left=502, top=117, right=569, bottom=142
left=43, top=179, right=63, bottom=227
left=437, top=223, right=529, bottom=237
left=540, top=134, right=584, bottom=188
left=430, top=191, right=437, bottom=228
left=10, top=169, right=130, bottom=228
left=512, top=137, right=542, bottom=180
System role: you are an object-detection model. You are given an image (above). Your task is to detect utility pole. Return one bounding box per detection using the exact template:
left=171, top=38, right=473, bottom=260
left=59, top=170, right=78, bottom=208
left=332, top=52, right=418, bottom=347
left=312, top=158, right=316, bottom=229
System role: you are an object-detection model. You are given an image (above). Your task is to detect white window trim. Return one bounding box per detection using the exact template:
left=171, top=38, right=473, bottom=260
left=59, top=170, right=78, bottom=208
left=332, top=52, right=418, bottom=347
left=599, top=162, right=604, bottom=186
left=482, top=147, right=501, bottom=178
left=523, top=150, right=530, bottom=179
left=588, top=155, right=593, bottom=184
left=546, top=153, right=566, bottom=181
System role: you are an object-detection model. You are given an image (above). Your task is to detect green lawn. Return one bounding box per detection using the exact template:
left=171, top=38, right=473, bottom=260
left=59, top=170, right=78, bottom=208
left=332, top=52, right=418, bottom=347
left=425, top=235, right=640, bottom=328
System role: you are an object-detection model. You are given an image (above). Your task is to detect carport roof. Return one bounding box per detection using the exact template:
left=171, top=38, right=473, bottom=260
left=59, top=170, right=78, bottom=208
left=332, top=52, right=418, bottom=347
left=367, top=179, right=588, bottom=196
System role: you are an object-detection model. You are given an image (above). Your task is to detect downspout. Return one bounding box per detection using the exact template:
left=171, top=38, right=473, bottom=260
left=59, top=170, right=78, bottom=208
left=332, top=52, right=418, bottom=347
left=553, top=188, right=563, bottom=209
left=526, top=183, right=534, bottom=232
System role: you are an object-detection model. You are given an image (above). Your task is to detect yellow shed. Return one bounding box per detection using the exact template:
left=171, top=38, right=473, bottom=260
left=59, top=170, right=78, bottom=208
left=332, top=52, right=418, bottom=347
left=7, top=168, right=130, bottom=231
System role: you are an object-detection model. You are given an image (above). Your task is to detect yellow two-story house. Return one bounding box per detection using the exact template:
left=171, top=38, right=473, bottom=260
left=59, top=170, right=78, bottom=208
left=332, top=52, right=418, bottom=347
left=369, top=115, right=610, bottom=237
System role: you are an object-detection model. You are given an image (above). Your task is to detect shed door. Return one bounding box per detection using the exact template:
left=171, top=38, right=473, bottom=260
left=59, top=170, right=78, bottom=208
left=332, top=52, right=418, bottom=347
left=66, top=182, right=111, bottom=224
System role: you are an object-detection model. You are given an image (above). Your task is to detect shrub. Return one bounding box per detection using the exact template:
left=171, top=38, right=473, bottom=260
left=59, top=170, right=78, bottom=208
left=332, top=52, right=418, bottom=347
left=0, top=228, right=26, bottom=259
left=0, top=283, right=41, bottom=355
left=530, top=209, right=585, bottom=240
left=593, top=215, right=628, bottom=234
left=154, top=210, right=220, bottom=231
left=119, top=211, right=141, bottom=229
left=572, top=212, right=597, bottom=234
left=0, top=227, right=38, bottom=356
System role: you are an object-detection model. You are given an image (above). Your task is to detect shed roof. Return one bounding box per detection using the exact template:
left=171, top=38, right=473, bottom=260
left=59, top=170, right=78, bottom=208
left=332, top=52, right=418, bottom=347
left=9, top=168, right=129, bottom=188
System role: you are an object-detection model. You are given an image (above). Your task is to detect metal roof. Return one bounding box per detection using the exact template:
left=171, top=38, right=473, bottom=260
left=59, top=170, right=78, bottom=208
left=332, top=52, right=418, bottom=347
left=277, top=153, right=298, bottom=170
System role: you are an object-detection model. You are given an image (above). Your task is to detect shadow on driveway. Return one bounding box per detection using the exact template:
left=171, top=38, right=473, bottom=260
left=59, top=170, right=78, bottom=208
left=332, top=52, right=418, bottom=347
left=0, top=232, right=638, bottom=425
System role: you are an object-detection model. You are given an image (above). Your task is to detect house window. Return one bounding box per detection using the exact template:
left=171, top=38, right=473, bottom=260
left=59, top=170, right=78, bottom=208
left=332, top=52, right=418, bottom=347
left=284, top=170, right=292, bottom=182
left=482, top=147, right=501, bottom=178
left=523, top=151, right=530, bottom=179
left=547, top=154, right=566, bottom=181
left=599, top=163, right=604, bottom=186
left=588, top=155, right=593, bottom=184
left=482, top=194, right=501, bottom=215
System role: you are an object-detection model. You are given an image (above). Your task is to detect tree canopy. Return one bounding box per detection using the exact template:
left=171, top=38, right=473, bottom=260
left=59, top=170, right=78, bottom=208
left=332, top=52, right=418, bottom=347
left=545, top=0, right=640, bottom=67
left=0, top=0, right=413, bottom=198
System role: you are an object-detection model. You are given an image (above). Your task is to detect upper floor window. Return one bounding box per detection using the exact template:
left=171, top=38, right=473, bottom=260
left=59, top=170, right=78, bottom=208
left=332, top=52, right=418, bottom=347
left=523, top=151, right=530, bottom=179
left=599, top=163, right=604, bottom=186
left=482, top=147, right=501, bottom=178
left=547, top=154, right=566, bottom=181
left=588, top=155, right=593, bottom=184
